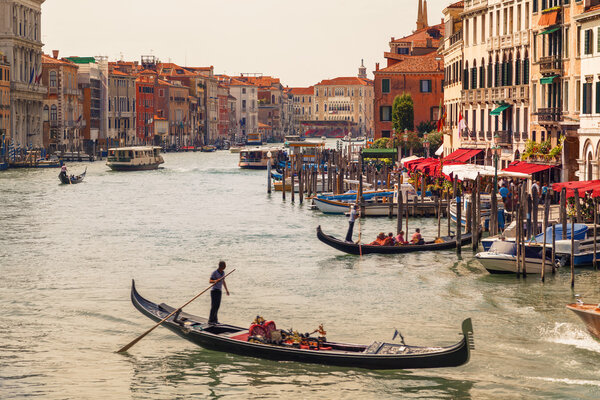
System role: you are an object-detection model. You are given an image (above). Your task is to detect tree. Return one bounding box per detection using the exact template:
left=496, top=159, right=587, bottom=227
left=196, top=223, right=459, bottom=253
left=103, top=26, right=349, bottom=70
left=416, top=121, right=436, bottom=135
left=392, top=93, right=414, bottom=135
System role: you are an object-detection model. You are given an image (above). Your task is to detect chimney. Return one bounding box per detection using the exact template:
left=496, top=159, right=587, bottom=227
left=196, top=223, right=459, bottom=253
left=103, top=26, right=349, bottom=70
left=52, top=50, right=59, bottom=59
left=376, top=63, right=380, bottom=71
left=391, top=37, right=395, bottom=42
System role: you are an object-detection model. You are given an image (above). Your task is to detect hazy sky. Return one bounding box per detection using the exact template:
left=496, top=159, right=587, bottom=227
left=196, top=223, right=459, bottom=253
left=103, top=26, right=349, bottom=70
left=42, top=0, right=448, bottom=87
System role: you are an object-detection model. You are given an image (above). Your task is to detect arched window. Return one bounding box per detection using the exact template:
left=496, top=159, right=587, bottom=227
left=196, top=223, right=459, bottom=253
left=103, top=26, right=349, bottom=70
left=587, top=152, right=593, bottom=181
left=464, top=61, right=469, bottom=90
left=507, top=52, right=513, bottom=86
left=471, top=59, right=477, bottom=89
left=43, top=105, right=49, bottom=121
left=494, top=55, right=501, bottom=88
left=50, top=105, right=57, bottom=121
left=487, top=56, right=493, bottom=88
left=49, top=70, right=57, bottom=87
left=515, top=52, right=521, bottom=86
left=480, top=58, right=485, bottom=89
left=523, top=51, right=530, bottom=84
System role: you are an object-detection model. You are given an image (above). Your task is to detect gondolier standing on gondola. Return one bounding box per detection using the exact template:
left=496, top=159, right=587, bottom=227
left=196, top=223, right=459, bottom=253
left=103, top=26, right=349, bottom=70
left=208, top=261, right=230, bottom=325
left=345, top=204, right=360, bottom=243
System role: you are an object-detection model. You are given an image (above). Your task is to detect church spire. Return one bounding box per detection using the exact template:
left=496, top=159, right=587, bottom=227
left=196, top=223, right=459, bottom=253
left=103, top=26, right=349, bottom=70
left=416, top=0, right=428, bottom=30
left=358, top=59, right=367, bottom=79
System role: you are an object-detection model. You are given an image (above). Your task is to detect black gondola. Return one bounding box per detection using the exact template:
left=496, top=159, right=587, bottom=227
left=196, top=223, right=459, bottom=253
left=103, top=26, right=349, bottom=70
left=317, top=225, right=472, bottom=255
left=130, top=280, right=474, bottom=369
left=58, top=167, right=86, bottom=184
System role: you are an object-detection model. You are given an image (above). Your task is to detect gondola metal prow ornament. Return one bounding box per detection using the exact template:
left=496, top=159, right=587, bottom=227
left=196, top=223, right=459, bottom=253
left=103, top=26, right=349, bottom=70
left=117, top=269, right=236, bottom=353
left=392, top=329, right=406, bottom=345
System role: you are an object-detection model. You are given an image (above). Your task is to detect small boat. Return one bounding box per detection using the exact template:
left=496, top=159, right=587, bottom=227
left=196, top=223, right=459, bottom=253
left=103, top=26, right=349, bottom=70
left=317, top=226, right=472, bottom=255
left=59, top=167, right=86, bottom=184
left=130, top=280, right=474, bottom=369
left=106, top=146, right=164, bottom=171
left=475, top=241, right=557, bottom=274
left=567, top=299, right=600, bottom=340
left=201, top=145, right=217, bottom=152
left=450, top=193, right=505, bottom=229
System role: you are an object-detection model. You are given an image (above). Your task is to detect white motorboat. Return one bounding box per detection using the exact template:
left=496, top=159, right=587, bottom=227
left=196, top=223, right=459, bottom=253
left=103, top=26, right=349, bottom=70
left=475, top=241, right=557, bottom=274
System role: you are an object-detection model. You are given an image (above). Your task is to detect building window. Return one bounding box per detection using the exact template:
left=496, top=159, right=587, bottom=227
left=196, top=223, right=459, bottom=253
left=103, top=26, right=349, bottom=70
left=43, top=105, right=49, bottom=121
left=596, top=81, right=600, bottom=114
left=380, top=106, right=392, bottom=121
left=583, top=82, right=592, bottom=114
left=585, top=29, right=593, bottom=55
left=563, top=81, right=569, bottom=110
left=397, top=47, right=409, bottom=55
left=49, top=71, right=57, bottom=87
left=576, top=79, right=581, bottom=112
left=533, top=0, right=538, bottom=13
left=420, top=80, right=432, bottom=93
left=50, top=105, right=57, bottom=121
left=381, top=130, right=391, bottom=138
left=382, top=79, right=390, bottom=93
left=242, top=100, right=246, bottom=110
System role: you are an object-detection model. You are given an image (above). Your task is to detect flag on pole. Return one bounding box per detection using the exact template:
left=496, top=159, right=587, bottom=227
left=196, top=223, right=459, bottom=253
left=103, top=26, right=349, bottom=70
left=28, top=67, right=35, bottom=87
left=35, top=68, right=43, bottom=85
left=437, top=105, right=446, bottom=133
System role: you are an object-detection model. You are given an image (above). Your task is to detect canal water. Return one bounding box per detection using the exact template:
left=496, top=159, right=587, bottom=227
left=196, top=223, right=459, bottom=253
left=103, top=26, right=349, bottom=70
left=1, top=150, right=600, bottom=399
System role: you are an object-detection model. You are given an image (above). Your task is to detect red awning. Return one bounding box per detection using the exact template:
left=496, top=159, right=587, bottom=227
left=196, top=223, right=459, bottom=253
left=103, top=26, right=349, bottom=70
left=502, top=161, right=553, bottom=175
left=445, top=148, right=483, bottom=163
left=553, top=180, right=600, bottom=198
left=538, top=11, right=558, bottom=27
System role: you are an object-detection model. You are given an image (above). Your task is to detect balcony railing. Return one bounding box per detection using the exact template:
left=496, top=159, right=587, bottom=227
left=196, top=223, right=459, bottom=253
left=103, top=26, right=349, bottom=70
left=539, top=55, right=562, bottom=76
left=496, top=131, right=512, bottom=146
left=486, top=131, right=492, bottom=140
left=513, top=131, right=521, bottom=142
left=536, top=107, right=562, bottom=122
left=448, top=30, right=463, bottom=47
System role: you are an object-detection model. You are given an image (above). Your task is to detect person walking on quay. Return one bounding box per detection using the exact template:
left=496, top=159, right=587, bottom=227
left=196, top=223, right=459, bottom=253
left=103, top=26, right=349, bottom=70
left=345, top=204, right=359, bottom=243
left=208, top=261, right=230, bottom=325
left=531, top=180, right=540, bottom=195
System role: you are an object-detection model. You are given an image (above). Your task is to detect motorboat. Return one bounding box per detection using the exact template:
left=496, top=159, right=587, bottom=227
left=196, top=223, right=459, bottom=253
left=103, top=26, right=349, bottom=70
left=450, top=193, right=505, bottom=230
left=567, top=297, right=600, bottom=340
left=239, top=147, right=282, bottom=169
left=475, top=241, right=557, bottom=274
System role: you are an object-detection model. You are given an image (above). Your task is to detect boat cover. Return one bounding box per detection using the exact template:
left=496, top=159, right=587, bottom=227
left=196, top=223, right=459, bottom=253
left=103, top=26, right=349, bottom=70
left=534, top=224, right=588, bottom=243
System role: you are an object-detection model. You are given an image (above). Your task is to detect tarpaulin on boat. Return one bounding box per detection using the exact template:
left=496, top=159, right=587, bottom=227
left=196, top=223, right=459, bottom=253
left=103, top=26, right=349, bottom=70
left=534, top=224, right=589, bottom=243
left=442, top=164, right=530, bottom=181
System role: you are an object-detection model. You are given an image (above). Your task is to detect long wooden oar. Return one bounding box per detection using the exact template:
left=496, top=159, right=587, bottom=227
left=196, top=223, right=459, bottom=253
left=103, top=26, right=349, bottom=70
left=117, top=269, right=236, bottom=353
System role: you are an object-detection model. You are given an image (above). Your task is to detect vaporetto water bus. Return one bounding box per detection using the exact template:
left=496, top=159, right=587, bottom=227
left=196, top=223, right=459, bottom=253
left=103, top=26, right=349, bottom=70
left=106, top=146, right=164, bottom=171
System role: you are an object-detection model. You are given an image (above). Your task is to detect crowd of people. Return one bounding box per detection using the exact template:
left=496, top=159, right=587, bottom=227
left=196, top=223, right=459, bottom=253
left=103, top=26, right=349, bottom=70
left=498, top=178, right=549, bottom=211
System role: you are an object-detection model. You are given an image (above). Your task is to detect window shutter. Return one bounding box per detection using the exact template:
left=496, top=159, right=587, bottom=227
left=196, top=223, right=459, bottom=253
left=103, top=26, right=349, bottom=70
left=596, top=82, right=600, bottom=114
left=583, top=83, right=589, bottom=114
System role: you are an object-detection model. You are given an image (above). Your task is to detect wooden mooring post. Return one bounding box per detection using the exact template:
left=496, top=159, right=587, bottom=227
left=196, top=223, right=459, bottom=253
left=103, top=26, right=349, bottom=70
left=267, top=158, right=272, bottom=194
left=571, top=218, right=575, bottom=288
left=282, top=163, right=286, bottom=201
left=291, top=159, right=295, bottom=203
left=594, top=196, right=598, bottom=271
left=541, top=191, right=550, bottom=282
left=560, top=187, right=567, bottom=239
left=551, top=223, right=557, bottom=275
left=397, top=185, right=403, bottom=235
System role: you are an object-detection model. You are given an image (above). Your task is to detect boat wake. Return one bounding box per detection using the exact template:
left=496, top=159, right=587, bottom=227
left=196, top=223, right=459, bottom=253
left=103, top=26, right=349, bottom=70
left=529, top=376, right=600, bottom=387
left=539, top=322, right=600, bottom=353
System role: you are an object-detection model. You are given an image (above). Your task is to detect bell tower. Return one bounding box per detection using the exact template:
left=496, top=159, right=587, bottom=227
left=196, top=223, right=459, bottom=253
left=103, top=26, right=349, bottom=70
left=358, top=59, right=367, bottom=79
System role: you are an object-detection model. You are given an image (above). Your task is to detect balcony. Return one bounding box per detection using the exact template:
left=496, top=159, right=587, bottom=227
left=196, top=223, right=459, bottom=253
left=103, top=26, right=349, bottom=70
left=448, top=30, right=463, bottom=47
left=496, top=131, right=512, bottom=147
left=513, top=131, right=520, bottom=142
left=536, top=107, right=562, bottom=123
left=486, top=131, right=492, bottom=141
left=539, top=55, right=562, bottom=76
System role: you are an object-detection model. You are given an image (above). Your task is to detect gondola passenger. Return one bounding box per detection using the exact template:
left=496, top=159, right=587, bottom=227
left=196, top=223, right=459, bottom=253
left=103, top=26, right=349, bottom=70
left=395, top=231, right=408, bottom=245
left=369, top=232, right=387, bottom=246
left=411, top=228, right=425, bottom=245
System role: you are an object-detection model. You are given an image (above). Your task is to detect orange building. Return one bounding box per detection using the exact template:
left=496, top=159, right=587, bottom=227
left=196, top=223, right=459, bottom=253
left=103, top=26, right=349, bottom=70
left=373, top=1, right=444, bottom=139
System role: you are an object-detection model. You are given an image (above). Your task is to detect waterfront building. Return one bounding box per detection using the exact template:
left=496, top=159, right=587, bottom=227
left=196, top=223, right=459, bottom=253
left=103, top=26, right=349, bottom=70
left=227, top=94, right=237, bottom=141
left=530, top=0, right=587, bottom=181
left=135, top=71, right=156, bottom=144
left=0, top=52, right=10, bottom=144
left=233, top=75, right=286, bottom=141
left=441, top=1, right=465, bottom=155
left=107, top=66, right=136, bottom=146
left=220, top=76, right=258, bottom=143
left=313, top=72, right=374, bottom=137
left=0, top=0, right=45, bottom=148
left=217, top=83, right=231, bottom=140
left=41, top=52, right=82, bottom=152
left=289, top=87, right=314, bottom=135
left=574, top=2, right=600, bottom=180
left=373, top=1, right=443, bottom=140
left=64, top=56, right=109, bottom=154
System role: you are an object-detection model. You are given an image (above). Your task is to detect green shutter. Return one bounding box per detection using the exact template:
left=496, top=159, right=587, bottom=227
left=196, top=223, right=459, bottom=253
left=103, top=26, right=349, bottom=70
left=382, top=79, right=390, bottom=93
left=596, top=82, right=600, bottom=114
left=597, top=27, right=600, bottom=53
left=583, top=83, right=589, bottom=114
left=585, top=30, right=591, bottom=55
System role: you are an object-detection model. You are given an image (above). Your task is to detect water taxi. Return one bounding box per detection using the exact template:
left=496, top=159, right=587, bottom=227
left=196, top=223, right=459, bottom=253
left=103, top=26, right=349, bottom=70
left=106, top=146, right=164, bottom=171
left=239, top=147, right=282, bottom=169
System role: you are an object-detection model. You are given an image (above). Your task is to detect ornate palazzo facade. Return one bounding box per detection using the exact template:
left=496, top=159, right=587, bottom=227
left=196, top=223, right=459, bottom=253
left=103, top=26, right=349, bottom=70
left=0, top=0, right=45, bottom=147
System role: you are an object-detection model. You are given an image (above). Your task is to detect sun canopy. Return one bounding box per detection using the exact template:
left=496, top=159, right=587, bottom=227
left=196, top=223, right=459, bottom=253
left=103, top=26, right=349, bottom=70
left=540, top=26, right=560, bottom=35
left=538, top=11, right=559, bottom=27
left=540, top=75, right=558, bottom=85
left=400, top=155, right=422, bottom=166
left=490, top=104, right=511, bottom=116
left=444, top=148, right=483, bottom=163
left=435, top=145, right=443, bottom=156
left=503, top=161, right=553, bottom=175
left=553, top=179, right=600, bottom=198
left=442, top=164, right=530, bottom=181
